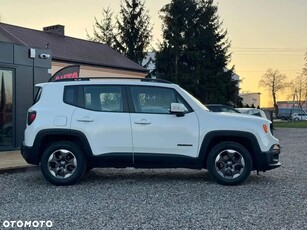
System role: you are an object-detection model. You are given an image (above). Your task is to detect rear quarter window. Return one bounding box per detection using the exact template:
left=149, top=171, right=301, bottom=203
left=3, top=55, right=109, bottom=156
left=34, top=87, right=42, bottom=104
left=63, top=86, right=79, bottom=106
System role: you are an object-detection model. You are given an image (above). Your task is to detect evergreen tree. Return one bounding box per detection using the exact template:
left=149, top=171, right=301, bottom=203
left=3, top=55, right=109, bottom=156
left=87, top=7, right=115, bottom=47
left=156, top=0, right=239, bottom=104
left=88, top=0, right=152, bottom=65
left=114, top=0, right=152, bottom=64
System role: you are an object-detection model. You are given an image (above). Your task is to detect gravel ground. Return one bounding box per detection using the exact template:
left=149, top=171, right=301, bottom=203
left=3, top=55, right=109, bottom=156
left=0, top=128, right=306, bottom=230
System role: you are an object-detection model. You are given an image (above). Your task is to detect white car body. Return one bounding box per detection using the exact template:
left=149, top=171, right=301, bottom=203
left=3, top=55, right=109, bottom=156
left=22, top=79, right=281, bottom=185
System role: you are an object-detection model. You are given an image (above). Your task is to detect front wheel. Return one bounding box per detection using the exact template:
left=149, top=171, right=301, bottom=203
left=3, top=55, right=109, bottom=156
left=207, top=142, right=252, bottom=185
left=41, top=142, right=86, bottom=185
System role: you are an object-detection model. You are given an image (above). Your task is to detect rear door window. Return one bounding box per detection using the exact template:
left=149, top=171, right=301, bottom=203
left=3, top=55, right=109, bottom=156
left=83, top=85, right=124, bottom=112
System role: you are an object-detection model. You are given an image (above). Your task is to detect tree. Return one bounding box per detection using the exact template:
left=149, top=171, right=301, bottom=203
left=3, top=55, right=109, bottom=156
left=303, top=51, right=307, bottom=76
left=88, top=0, right=152, bottom=65
left=259, top=69, right=288, bottom=116
left=87, top=7, right=115, bottom=47
left=289, top=75, right=307, bottom=110
left=156, top=0, right=239, bottom=105
left=114, top=0, right=152, bottom=64
left=303, top=52, right=307, bottom=108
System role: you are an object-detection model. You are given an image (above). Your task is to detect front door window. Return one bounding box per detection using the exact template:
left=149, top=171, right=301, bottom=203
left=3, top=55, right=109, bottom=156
left=0, top=69, right=13, bottom=147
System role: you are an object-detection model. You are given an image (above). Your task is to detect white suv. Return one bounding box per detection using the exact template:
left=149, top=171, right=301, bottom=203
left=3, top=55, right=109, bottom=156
left=21, top=78, right=281, bottom=185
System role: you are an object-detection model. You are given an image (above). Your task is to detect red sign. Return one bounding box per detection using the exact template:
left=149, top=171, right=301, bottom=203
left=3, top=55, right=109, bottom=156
left=49, top=65, right=80, bottom=82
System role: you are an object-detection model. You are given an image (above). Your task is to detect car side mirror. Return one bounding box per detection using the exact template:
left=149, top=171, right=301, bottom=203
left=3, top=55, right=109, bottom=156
left=170, top=103, right=185, bottom=117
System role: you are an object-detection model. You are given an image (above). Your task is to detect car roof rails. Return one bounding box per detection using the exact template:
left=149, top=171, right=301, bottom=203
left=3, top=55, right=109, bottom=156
left=54, top=77, right=172, bottom=84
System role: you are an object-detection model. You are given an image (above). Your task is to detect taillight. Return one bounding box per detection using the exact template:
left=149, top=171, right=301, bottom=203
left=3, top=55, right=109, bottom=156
left=27, top=111, right=37, bottom=125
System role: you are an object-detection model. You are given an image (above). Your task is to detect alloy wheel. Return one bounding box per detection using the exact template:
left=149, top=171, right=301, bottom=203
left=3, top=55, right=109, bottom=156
left=214, top=149, right=245, bottom=179
left=48, top=149, right=77, bottom=179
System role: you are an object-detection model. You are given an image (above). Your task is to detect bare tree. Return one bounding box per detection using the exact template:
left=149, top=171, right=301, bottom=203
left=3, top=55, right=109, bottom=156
left=259, top=69, right=288, bottom=116
left=303, top=52, right=307, bottom=109
left=289, top=74, right=307, bottom=109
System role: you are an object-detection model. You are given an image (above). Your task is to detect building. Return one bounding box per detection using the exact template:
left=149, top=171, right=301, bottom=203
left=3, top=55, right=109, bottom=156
left=0, top=22, right=147, bottom=150
left=142, top=52, right=156, bottom=78
left=277, top=101, right=307, bottom=110
left=0, top=23, right=147, bottom=78
left=239, top=92, right=261, bottom=108
left=0, top=41, right=51, bottom=149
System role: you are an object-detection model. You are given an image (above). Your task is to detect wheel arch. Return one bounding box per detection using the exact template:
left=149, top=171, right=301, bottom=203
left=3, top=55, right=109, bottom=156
left=200, top=131, right=261, bottom=170
left=33, top=129, right=93, bottom=162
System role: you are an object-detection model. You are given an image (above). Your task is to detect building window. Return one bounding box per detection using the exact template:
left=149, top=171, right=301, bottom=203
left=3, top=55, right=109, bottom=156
left=0, top=69, right=13, bottom=148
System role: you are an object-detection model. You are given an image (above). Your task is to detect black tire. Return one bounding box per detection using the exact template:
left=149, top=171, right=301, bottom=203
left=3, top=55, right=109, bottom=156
left=207, top=142, right=252, bottom=185
left=40, top=142, right=86, bottom=186
left=86, top=165, right=94, bottom=172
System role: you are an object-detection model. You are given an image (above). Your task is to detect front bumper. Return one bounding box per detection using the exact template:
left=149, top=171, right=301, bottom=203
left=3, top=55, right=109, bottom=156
left=256, top=144, right=281, bottom=171
left=21, top=143, right=40, bottom=165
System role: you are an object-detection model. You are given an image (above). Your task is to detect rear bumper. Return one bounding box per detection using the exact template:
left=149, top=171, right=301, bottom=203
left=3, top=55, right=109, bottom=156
left=256, top=144, right=281, bottom=171
left=21, top=143, right=40, bottom=165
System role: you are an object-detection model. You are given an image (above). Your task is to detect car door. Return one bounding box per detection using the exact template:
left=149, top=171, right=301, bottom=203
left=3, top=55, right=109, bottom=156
left=129, top=86, right=199, bottom=166
left=70, top=85, right=133, bottom=164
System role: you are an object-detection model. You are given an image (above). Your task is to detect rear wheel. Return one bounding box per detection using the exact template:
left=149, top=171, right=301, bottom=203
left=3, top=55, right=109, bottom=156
left=41, top=142, right=86, bottom=185
left=207, top=142, right=252, bottom=185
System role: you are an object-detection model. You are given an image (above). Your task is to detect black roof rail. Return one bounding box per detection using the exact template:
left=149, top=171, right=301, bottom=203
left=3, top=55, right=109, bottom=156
left=140, top=78, right=172, bottom=84
left=53, top=77, right=172, bottom=84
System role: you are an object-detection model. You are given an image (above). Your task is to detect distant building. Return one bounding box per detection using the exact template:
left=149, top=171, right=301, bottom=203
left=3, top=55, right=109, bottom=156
left=142, top=52, right=156, bottom=78
left=239, top=92, right=261, bottom=108
left=230, top=71, right=240, bottom=89
left=277, top=101, right=307, bottom=110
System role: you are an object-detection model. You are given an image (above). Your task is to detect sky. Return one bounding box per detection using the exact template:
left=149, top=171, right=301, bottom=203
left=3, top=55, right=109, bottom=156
left=1, top=0, right=307, bottom=107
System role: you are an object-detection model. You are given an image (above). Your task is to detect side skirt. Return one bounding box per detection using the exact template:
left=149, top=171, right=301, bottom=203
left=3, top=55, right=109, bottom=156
left=86, top=153, right=203, bottom=169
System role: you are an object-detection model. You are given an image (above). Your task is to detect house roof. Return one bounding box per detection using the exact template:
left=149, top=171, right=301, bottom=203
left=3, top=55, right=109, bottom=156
left=0, top=22, right=146, bottom=73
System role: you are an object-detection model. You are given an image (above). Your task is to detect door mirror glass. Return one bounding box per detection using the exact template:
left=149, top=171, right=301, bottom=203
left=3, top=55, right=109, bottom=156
left=170, top=103, right=185, bottom=114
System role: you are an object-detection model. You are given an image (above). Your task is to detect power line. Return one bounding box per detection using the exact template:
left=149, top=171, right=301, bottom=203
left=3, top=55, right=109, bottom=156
left=237, top=69, right=301, bottom=73
left=230, top=47, right=307, bottom=54
left=231, top=47, right=307, bottom=51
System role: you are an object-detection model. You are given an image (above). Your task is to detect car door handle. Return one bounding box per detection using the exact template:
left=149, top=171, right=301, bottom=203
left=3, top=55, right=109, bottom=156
left=134, top=119, right=151, bottom=125
left=77, top=117, right=94, bottom=122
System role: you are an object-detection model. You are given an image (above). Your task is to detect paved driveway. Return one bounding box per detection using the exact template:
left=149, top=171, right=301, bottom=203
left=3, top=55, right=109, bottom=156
left=0, top=128, right=306, bottom=229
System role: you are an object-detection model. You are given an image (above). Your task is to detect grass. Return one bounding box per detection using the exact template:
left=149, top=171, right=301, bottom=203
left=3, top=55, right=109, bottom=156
left=273, top=120, right=307, bottom=128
